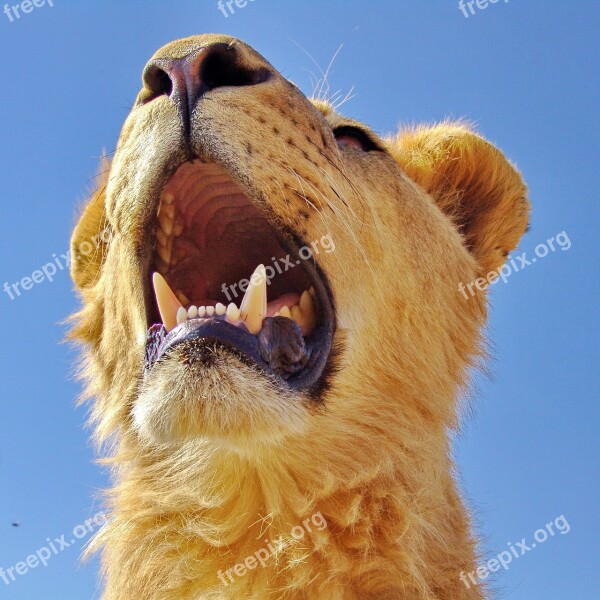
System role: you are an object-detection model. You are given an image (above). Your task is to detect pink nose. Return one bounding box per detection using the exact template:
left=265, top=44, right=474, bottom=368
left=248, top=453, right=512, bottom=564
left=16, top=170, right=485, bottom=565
left=141, top=41, right=272, bottom=134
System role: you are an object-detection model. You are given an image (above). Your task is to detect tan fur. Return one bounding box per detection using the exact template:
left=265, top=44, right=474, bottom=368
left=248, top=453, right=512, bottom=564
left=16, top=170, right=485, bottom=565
left=69, top=35, right=529, bottom=599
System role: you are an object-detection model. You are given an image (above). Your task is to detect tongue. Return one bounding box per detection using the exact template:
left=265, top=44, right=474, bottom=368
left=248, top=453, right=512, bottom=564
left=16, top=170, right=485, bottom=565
left=267, top=293, right=300, bottom=316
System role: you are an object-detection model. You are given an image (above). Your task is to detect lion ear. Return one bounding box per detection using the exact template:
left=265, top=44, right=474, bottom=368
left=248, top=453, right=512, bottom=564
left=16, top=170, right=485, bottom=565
left=390, top=123, right=530, bottom=276
left=71, top=160, right=112, bottom=290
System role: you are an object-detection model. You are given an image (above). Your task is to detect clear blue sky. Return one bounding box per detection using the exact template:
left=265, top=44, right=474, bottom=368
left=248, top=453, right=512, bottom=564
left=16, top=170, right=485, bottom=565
left=0, top=1, right=598, bottom=598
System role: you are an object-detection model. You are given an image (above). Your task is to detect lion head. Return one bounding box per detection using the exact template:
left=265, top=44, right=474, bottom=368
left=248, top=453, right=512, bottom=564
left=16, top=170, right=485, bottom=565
left=70, top=34, right=528, bottom=600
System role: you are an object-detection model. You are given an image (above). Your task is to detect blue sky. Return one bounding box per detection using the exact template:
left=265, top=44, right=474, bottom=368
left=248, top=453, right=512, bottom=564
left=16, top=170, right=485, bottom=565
left=0, top=1, right=598, bottom=598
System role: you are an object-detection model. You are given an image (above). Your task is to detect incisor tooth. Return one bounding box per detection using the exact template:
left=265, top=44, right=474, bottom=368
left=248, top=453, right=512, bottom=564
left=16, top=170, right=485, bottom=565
left=176, top=306, right=187, bottom=325
left=215, top=302, right=226, bottom=315
left=226, top=303, right=240, bottom=322
left=240, top=264, right=267, bottom=334
left=188, top=305, right=198, bottom=319
left=198, top=306, right=206, bottom=318
left=152, top=272, right=183, bottom=332
left=206, top=306, right=215, bottom=317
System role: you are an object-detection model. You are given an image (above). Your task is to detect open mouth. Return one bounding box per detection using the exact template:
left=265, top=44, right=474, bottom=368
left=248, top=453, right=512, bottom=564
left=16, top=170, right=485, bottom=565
left=144, top=160, right=335, bottom=391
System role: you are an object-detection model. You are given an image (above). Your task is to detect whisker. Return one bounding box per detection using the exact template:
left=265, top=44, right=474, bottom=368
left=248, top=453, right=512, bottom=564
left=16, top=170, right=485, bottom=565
left=287, top=168, right=380, bottom=292
left=333, top=86, right=356, bottom=110
left=317, top=44, right=344, bottom=101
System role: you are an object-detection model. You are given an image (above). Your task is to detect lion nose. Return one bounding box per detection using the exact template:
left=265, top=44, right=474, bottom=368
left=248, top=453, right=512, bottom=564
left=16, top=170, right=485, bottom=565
left=140, top=42, right=272, bottom=133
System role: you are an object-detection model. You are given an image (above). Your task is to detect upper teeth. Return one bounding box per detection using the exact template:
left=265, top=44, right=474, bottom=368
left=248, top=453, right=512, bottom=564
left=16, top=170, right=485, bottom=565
left=155, top=192, right=182, bottom=275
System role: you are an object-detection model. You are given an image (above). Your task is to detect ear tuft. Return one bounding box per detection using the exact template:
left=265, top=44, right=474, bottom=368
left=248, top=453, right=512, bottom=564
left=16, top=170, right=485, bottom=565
left=390, top=123, right=530, bottom=276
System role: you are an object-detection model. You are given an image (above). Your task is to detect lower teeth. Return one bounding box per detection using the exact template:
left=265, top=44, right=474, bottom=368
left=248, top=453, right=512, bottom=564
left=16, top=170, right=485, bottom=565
left=153, top=265, right=317, bottom=336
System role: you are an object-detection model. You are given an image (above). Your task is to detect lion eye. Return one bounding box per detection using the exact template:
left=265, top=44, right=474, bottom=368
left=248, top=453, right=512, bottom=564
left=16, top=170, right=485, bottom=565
left=333, top=127, right=378, bottom=152
left=335, top=133, right=365, bottom=150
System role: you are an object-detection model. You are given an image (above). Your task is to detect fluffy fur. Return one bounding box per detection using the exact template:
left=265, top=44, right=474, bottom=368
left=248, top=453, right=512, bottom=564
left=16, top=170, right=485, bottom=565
left=69, top=35, right=529, bottom=599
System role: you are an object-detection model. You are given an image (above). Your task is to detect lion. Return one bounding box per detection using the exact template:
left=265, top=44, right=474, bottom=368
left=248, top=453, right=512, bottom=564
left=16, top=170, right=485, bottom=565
left=69, top=34, right=529, bottom=599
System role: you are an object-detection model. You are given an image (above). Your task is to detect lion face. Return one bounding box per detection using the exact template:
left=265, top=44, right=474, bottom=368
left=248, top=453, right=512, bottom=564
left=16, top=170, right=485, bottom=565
left=71, top=35, right=528, bottom=456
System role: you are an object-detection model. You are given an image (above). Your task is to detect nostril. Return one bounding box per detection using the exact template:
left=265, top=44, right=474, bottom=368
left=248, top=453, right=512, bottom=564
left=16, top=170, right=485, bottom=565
left=137, top=43, right=273, bottom=110
left=153, top=69, right=173, bottom=96
left=199, top=46, right=271, bottom=92
left=140, top=65, right=173, bottom=104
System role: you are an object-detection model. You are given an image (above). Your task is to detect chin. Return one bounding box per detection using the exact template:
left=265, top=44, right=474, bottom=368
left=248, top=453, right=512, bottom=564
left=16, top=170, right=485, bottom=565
left=133, top=342, right=310, bottom=447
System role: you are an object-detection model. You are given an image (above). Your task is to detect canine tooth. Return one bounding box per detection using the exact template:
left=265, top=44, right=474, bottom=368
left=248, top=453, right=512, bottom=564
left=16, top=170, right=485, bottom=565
left=188, top=305, right=198, bottom=319
left=279, top=305, right=291, bottom=319
left=152, top=272, right=183, bottom=332
left=176, top=306, right=188, bottom=325
left=240, top=264, right=267, bottom=334
left=226, top=303, right=240, bottom=322
left=176, top=290, right=190, bottom=306
left=206, top=306, right=215, bottom=317
left=198, top=306, right=206, bottom=318
left=215, top=302, right=226, bottom=315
